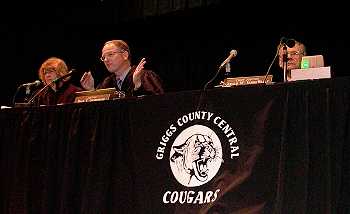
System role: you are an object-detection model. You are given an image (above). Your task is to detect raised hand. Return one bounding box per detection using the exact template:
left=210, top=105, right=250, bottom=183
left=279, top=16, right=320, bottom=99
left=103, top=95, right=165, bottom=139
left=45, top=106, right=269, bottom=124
left=80, top=71, right=95, bottom=91
left=133, top=58, right=146, bottom=90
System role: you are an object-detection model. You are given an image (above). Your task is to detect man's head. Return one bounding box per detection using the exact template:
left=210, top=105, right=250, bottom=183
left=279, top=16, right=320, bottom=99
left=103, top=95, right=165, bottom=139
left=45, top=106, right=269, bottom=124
left=278, top=40, right=306, bottom=71
left=100, top=40, right=131, bottom=75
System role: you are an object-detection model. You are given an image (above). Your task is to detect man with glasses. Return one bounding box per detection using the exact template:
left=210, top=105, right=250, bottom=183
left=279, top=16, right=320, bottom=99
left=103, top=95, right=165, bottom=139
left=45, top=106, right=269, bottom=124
left=278, top=39, right=306, bottom=81
left=80, top=40, right=164, bottom=96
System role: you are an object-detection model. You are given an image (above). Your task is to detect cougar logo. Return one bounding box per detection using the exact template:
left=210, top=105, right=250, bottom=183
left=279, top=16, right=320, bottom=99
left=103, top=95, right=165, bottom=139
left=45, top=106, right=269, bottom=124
left=170, top=125, right=223, bottom=187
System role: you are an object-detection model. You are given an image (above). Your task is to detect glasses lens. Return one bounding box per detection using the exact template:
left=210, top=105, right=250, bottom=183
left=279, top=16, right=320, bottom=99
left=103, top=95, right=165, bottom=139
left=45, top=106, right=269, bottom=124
left=43, top=68, right=55, bottom=75
left=101, top=52, right=115, bottom=62
left=288, top=51, right=303, bottom=56
left=100, top=50, right=125, bottom=62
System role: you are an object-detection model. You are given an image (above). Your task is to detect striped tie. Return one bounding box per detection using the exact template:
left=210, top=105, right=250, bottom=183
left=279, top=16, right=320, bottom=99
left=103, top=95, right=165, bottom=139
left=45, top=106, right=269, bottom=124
left=117, top=79, right=122, bottom=90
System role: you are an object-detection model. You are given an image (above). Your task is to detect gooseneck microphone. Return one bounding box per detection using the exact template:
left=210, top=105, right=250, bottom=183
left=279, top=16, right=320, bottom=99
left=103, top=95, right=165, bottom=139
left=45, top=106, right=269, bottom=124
left=280, top=37, right=296, bottom=48
left=12, top=80, right=42, bottom=106
left=196, top=49, right=238, bottom=111
left=219, top=49, right=238, bottom=70
left=263, top=37, right=296, bottom=84
left=26, top=69, right=77, bottom=105
left=52, top=69, right=76, bottom=83
left=21, top=80, right=41, bottom=87
left=279, top=37, right=295, bottom=82
left=205, top=49, right=238, bottom=90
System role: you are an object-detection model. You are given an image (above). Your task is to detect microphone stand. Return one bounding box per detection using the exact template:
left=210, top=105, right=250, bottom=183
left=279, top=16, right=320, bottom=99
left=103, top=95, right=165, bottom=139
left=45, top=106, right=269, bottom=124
left=282, top=44, right=288, bottom=82
left=196, top=65, right=225, bottom=111
left=203, top=66, right=223, bottom=91
left=12, top=85, right=23, bottom=107
left=12, top=84, right=40, bottom=107
left=225, top=62, right=231, bottom=79
left=263, top=43, right=281, bottom=84
left=264, top=38, right=294, bottom=84
left=195, top=50, right=236, bottom=111
left=26, top=82, right=53, bottom=105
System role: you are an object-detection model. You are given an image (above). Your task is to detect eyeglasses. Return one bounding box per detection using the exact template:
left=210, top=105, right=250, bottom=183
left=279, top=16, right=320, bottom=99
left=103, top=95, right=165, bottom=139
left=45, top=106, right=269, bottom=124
left=100, top=50, right=124, bottom=62
left=287, top=51, right=304, bottom=56
left=43, top=68, right=56, bottom=75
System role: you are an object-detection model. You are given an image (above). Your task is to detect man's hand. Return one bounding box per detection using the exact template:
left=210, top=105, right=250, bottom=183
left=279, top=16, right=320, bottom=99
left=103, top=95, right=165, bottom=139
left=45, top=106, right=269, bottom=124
left=80, top=71, right=95, bottom=91
left=133, top=58, right=146, bottom=90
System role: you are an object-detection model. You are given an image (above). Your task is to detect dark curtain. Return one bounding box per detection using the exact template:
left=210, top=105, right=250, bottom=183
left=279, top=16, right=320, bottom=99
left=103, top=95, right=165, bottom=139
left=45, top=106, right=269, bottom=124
left=0, top=101, right=135, bottom=214
left=1, top=77, right=350, bottom=214
left=274, top=78, right=350, bottom=213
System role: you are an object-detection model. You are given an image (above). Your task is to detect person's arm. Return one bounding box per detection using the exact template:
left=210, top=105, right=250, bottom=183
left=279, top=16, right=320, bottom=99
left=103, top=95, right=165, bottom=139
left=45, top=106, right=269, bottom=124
left=80, top=71, right=95, bottom=90
left=133, top=70, right=164, bottom=96
left=132, top=58, right=164, bottom=96
left=133, top=58, right=146, bottom=90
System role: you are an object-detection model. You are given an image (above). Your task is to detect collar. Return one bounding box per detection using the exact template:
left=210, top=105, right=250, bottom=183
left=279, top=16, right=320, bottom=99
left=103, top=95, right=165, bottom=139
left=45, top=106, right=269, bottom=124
left=115, top=66, right=131, bottom=83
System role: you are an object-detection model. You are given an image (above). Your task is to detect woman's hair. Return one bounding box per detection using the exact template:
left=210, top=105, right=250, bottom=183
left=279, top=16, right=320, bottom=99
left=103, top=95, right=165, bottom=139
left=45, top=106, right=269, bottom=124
left=38, top=57, right=69, bottom=83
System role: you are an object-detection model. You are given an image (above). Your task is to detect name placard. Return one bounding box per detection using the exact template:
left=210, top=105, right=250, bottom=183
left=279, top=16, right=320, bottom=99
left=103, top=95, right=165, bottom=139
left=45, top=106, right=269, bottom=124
left=222, top=75, right=273, bottom=87
left=74, top=88, right=125, bottom=103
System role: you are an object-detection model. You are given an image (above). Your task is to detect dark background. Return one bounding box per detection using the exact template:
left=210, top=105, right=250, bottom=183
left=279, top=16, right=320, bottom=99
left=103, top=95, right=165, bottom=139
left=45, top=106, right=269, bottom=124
left=1, top=0, right=348, bottom=106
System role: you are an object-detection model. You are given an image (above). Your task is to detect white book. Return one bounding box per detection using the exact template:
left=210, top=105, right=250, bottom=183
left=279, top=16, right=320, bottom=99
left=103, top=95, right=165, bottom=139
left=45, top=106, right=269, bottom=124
left=290, top=66, right=331, bottom=81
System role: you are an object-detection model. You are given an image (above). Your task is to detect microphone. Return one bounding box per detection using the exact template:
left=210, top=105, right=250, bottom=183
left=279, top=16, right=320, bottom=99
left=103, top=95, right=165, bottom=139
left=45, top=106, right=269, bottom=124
left=279, top=37, right=295, bottom=82
left=53, top=69, right=77, bottom=83
left=21, top=80, right=41, bottom=87
left=280, top=37, right=296, bottom=48
left=196, top=49, right=238, bottom=111
left=12, top=80, right=42, bottom=106
left=26, top=69, right=77, bottom=105
left=219, top=49, right=238, bottom=69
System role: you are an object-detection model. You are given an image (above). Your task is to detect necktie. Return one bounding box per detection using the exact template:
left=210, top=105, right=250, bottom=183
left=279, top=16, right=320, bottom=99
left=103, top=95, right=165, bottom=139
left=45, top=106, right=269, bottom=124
left=117, top=79, right=122, bottom=90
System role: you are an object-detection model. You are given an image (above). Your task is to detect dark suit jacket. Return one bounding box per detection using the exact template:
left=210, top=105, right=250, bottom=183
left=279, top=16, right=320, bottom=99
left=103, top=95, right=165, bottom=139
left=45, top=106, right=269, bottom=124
left=97, top=66, right=164, bottom=97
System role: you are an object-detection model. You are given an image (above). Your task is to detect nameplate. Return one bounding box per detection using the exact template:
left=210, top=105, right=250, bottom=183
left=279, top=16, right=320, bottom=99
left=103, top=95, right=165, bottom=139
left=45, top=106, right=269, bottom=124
left=74, top=88, right=125, bottom=103
left=74, top=94, right=112, bottom=103
left=222, top=75, right=273, bottom=87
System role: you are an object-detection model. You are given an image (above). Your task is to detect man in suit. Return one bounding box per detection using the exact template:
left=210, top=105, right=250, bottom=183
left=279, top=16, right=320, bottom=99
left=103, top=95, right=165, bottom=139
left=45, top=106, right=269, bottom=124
left=80, top=40, right=164, bottom=96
